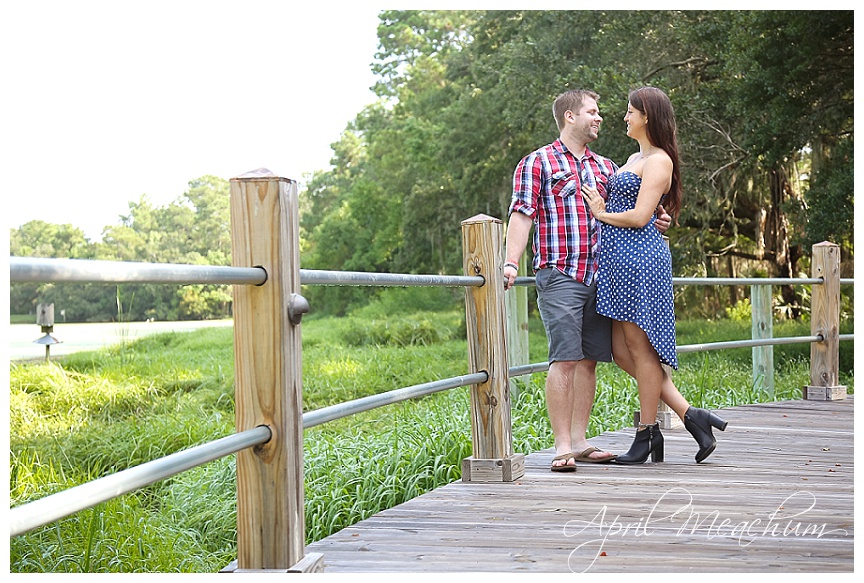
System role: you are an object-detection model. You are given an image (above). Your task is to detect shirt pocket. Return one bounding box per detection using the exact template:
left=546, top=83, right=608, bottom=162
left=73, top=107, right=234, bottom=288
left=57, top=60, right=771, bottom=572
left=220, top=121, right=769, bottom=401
left=550, top=171, right=577, bottom=198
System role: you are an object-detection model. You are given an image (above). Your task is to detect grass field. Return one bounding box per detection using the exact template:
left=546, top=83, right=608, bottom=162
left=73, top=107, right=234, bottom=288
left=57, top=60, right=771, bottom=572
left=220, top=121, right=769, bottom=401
left=9, top=305, right=854, bottom=572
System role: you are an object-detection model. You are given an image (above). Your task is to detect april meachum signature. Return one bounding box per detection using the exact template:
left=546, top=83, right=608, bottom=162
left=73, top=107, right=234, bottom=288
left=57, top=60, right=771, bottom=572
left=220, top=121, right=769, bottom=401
left=563, top=488, right=849, bottom=572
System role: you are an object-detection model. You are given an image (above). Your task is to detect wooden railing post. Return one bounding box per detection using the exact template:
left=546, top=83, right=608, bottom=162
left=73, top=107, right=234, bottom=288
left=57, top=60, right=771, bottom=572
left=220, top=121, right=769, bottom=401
left=804, top=242, right=847, bottom=400
left=225, top=168, right=322, bottom=573
left=461, top=214, right=525, bottom=482
left=751, top=283, right=775, bottom=397
left=505, top=251, right=530, bottom=398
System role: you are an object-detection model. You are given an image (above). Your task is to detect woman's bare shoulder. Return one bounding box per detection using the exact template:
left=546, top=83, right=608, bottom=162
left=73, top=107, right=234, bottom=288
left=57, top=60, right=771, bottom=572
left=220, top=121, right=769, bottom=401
left=643, top=150, right=673, bottom=174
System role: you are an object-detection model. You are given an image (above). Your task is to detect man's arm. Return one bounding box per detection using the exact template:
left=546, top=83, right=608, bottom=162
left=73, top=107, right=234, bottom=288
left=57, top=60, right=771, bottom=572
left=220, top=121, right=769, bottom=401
left=503, top=212, right=532, bottom=291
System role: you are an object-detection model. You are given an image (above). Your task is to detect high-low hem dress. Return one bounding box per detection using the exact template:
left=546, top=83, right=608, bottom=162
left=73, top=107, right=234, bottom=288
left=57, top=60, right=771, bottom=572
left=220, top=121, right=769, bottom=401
left=596, top=170, right=679, bottom=370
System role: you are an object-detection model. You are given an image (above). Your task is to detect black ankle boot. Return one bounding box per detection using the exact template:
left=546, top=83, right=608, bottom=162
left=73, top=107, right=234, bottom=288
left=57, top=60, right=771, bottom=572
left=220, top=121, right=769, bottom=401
left=684, top=407, right=728, bottom=463
left=615, top=423, right=664, bottom=465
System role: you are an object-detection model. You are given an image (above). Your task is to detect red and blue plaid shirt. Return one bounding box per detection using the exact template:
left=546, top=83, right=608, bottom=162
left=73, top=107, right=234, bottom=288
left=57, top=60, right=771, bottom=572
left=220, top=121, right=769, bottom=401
left=509, top=139, right=617, bottom=285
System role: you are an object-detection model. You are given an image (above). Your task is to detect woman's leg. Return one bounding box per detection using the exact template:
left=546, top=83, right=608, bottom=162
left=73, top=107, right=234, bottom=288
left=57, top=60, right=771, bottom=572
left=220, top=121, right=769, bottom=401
left=657, top=369, right=690, bottom=421
left=613, top=322, right=726, bottom=463
left=612, top=321, right=690, bottom=420
left=618, top=322, right=665, bottom=423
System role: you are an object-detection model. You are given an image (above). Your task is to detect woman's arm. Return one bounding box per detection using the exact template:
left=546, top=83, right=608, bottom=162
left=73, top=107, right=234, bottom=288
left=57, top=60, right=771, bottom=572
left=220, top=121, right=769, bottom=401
left=581, top=155, right=672, bottom=228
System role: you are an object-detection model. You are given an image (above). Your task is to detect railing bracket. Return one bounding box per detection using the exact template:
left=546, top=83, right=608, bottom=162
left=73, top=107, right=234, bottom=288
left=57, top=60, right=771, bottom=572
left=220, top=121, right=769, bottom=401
left=288, top=293, right=310, bottom=325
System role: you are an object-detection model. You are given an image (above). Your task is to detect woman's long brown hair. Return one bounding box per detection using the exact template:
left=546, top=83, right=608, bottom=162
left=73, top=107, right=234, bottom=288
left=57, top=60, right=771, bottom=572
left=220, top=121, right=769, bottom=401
left=629, top=86, right=681, bottom=221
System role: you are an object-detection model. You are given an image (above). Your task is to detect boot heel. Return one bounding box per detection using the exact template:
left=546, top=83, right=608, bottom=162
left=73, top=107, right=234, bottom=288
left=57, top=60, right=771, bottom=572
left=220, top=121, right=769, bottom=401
left=647, top=424, right=664, bottom=463
left=707, top=412, right=728, bottom=431
left=685, top=407, right=724, bottom=463
left=651, top=441, right=664, bottom=463
left=615, top=423, right=663, bottom=465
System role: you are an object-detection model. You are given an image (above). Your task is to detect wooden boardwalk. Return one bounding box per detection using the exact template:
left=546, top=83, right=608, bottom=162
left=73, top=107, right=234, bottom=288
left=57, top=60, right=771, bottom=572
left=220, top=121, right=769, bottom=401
left=305, top=396, right=854, bottom=573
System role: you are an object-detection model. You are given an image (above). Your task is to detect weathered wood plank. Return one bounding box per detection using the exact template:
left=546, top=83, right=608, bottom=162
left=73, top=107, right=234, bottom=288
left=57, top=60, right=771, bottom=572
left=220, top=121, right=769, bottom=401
left=305, top=397, right=854, bottom=572
left=460, top=215, right=521, bottom=473
left=230, top=171, right=306, bottom=569
left=805, top=242, right=846, bottom=399
left=751, top=283, right=774, bottom=396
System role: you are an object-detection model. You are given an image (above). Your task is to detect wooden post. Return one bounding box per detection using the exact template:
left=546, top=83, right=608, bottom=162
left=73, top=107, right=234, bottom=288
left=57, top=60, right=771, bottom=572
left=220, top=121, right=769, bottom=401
left=461, top=214, right=525, bottom=482
left=751, top=283, right=775, bottom=397
left=804, top=242, right=847, bottom=400
left=505, top=252, right=530, bottom=397
left=35, top=303, right=60, bottom=362
left=226, top=168, right=322, bottom=572
left=36, top=303, right=54, bottom=327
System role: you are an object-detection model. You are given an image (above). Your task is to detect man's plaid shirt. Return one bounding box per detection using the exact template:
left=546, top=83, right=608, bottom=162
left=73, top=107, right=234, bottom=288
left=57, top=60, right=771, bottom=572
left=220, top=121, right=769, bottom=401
left=509, top=139, right=617, bottom=285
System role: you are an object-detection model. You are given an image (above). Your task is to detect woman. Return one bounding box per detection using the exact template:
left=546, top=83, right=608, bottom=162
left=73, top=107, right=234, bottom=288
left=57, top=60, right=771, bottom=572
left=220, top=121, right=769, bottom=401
left=581, top=86, right=727, bottom=464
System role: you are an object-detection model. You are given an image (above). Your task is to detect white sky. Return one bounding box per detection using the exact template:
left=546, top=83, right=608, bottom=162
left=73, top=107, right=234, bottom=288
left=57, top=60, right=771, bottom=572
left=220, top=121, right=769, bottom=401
left=3, top=1, right=382, bottom=242
left=3, top=1, right=851, bottom=245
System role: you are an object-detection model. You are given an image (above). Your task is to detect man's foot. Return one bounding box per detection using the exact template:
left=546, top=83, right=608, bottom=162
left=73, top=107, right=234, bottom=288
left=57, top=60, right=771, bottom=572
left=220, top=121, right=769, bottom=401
left=551, top=451, right=577, bottom=472
left=572, top=445, right=617, bottom=463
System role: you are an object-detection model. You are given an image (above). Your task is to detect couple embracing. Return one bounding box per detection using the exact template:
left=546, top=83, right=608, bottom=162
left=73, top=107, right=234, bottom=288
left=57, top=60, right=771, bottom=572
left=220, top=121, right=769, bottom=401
left=503, top=88, right=726, bottom=472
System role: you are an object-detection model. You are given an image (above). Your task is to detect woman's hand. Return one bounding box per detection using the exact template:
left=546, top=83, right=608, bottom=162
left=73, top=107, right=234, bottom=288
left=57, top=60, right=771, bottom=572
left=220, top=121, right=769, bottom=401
left=580, top=184, right=606, bottom=219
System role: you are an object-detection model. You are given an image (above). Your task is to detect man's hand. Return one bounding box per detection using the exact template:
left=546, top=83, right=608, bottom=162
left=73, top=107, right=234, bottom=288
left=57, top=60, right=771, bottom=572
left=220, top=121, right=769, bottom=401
left=503, top=263, right=518, bottom=290
left=655, top=204, right=672, bottom=233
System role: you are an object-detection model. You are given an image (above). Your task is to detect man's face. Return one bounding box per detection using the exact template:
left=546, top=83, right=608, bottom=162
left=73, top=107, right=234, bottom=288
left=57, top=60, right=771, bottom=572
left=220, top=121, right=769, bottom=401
left=568, top=97, right=603, bottom=143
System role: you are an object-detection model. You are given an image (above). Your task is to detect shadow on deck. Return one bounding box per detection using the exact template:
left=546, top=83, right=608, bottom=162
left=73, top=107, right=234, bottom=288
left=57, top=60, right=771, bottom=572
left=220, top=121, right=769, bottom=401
left=306, top=396, right=854, bottom=573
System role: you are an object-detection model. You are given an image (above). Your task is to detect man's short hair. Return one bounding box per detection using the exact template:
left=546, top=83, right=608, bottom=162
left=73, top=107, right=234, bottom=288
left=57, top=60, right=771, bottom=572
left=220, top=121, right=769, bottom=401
left=553, top=89, right=601, bottom=130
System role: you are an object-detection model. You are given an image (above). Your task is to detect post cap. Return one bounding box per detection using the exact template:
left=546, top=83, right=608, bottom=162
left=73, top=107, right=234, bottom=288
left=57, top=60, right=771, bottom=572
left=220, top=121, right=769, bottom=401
left=461, top=214, right=502, bottom=225
left=231, top=168, right=295, bottom=182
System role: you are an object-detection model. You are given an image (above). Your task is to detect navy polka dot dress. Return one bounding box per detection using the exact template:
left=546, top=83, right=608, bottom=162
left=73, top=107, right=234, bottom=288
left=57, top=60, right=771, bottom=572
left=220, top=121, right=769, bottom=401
left=596, top=171, right=678, bottom=370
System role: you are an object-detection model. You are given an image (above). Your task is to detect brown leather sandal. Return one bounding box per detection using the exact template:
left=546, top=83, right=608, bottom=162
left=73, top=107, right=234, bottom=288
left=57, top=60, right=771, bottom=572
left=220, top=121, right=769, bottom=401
left=573, top=446, right=617, bottom=464
left=550, top=452, right=577, bottom=472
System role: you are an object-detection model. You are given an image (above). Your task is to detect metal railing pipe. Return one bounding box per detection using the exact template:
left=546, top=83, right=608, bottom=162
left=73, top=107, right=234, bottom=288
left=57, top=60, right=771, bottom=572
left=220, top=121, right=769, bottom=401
left=676, top=335, right=823, bottom=354
left=512, top=276, right=536, bottom=286
left=11, top=258, right=850, bottom=290
left=504, top=334, right=848, bottom=380
left=300, top=269, right=483, bottom=287
left=10, top=257, right=267, bottom=286
left=512, top=276, right=835, bottom=287
left=673, top=277, right=823, bottom=286
left=9, top=426, right=272, bottom=537
left=303, top=372, right=488, bottom=429
left=508, top=362, right=550, bottom=377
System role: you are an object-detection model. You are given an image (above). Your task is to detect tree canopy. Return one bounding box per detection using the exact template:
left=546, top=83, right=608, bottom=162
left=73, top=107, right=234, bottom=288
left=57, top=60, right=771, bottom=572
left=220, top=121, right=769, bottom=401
left=10, top=176, right=233, bottom=322
left=11, top=11, right=853, bottom=321
left=300, top=10, right=852, bottom=316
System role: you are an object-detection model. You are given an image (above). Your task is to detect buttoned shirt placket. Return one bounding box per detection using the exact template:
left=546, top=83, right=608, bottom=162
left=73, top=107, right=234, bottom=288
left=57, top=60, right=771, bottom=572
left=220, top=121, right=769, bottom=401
left=576, top=157, right=601, bottom=276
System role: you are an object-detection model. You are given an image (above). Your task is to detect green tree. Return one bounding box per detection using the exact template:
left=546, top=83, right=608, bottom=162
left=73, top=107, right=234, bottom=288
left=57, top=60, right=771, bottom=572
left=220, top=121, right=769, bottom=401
left=10, top=221, right=92, bottom=259
left=299, top=10, right=853, bottom=318
left=11, top=176, right=236, bottom=321
left=9, top=221, right=99, bottom=319
left=721, top=11, right=853, bottom=253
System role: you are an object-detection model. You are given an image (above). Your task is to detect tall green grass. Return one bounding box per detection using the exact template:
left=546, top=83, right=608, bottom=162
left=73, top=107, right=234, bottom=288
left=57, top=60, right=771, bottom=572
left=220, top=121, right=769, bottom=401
left=9, top=309, right=854, bottom=572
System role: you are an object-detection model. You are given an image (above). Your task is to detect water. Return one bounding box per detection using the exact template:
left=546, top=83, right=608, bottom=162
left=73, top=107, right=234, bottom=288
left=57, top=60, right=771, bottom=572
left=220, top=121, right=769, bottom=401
left=6, top=320, right=233, bottom=361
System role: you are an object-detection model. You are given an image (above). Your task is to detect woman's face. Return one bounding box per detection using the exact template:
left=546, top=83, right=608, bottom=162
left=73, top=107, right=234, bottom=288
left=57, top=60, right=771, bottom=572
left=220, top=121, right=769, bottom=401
left=624, top=101, right=648, bottom=139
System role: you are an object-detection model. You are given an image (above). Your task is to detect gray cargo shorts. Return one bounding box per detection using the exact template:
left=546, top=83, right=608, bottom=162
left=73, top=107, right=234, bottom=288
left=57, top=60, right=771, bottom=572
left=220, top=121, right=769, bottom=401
left=535, top=268, right=612, bottom=363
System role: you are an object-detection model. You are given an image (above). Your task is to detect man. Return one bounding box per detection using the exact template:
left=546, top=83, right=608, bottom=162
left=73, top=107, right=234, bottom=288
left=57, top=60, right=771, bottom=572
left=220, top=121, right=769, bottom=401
left=503, top=89, right=670, bottom=471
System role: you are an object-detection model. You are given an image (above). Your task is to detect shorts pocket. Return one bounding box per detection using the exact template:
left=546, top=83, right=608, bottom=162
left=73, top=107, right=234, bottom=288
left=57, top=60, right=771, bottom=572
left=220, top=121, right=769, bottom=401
left=535, top=268, right=551, bottom=293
